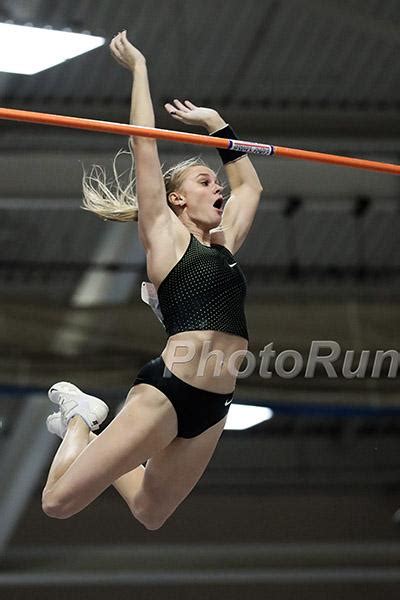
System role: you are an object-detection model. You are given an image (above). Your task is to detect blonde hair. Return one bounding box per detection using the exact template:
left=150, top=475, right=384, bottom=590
left=82, top=152, right=210, bottom=222
left=82, top=150, right=138, bottom=222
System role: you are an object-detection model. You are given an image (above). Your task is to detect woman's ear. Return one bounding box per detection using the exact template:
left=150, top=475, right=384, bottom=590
left=168, top=192, right=185, bottom=207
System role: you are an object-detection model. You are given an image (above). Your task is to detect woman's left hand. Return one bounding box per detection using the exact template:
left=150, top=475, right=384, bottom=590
left=164, top=99, right=226, bottom=132
left=110, top=30, right=146, bottom=71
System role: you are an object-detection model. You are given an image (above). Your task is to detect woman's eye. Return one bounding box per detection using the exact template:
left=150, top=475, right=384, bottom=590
left=201, top=181, right=209, bottom=186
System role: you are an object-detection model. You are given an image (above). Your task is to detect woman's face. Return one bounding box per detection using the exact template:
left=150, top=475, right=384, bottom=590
left=178, top=166, right=224, bottom=228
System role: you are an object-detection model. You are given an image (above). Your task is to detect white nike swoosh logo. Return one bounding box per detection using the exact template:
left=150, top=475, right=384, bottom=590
left=225, top=398, right=233, bottom=406
left=228, top=262, right=237, bottom=267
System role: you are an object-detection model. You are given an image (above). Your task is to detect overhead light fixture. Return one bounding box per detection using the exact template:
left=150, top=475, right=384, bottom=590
left=0, top=23, right=105, bottom=75
left=224, top=404, right=273, bottom=431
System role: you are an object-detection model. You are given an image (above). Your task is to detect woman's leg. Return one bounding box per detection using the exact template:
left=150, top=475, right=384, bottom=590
left=43, top=384, right=228, bottom=531
left=82, top=430, right=147, bottom=511
left=45, top=420, right=148, bottom=518
left=42, top=383, right=177, bottom=520
left=132, top=415, right=227, bottom=530
left=103, top=415, right=228, bottom=530
left=45, top=416, right=91, bottom=490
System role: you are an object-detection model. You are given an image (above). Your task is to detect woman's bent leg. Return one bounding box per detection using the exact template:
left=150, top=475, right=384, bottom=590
left=42, top=384, right=177, bottom=520
left=85, top=430, right=146, bottom=512
left=45, top=416, right=91, bottom=489
left=104, top=415, right=227, bottom=531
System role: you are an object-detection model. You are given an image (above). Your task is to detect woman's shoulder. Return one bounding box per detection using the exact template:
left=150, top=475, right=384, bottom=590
left=145, top=221, right=192, bottom=290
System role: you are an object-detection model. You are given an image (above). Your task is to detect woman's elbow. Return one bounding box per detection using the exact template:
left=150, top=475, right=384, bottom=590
left=249, top=182, right=264, bottom=197
left=245, top=179, right=264, bottom=195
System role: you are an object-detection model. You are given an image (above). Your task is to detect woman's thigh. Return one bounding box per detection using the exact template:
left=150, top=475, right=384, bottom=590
left=135, top=415, right=227, bottom=523
left=43, top=384, right=178, bottom=517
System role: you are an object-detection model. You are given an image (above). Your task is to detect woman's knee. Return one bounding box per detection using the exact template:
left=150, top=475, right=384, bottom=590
left=41, top=487, right=74, bottom=520
left=131, top=492, right=170, bottom=531
left=136, top=511, right=166, bottom=531
left=135, top=510, right=168, bottom=531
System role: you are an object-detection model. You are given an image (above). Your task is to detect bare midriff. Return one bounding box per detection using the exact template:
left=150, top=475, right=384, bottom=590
left=161, top=330, right=248, bottom=394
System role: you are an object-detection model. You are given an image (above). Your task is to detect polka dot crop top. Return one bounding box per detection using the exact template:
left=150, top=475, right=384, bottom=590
left=157, top=234, right=249, bottom=341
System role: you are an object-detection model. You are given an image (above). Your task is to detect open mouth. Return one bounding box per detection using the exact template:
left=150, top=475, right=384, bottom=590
left=213, top=198, right=223, bottom=210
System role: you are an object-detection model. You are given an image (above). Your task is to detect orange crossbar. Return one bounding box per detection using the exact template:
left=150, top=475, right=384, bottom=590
left=0, top=106, right=399, bottom=175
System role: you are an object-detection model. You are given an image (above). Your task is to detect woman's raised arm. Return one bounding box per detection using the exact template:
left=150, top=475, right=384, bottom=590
left=110, top=31, right=172, bottom=247
left=164, top=99, right=263, bottom=253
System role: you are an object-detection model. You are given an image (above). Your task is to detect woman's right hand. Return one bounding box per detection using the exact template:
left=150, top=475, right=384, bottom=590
left=109, top=30, right=146, bottom=71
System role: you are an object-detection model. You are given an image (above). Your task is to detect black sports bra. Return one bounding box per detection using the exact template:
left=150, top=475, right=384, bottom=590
left=157, top=234, right=248, bottom=340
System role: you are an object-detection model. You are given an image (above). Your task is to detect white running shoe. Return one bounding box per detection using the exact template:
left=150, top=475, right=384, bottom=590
left=46, top=412, right=66, bottom=439
left=48, top=381, right=109, bottom=431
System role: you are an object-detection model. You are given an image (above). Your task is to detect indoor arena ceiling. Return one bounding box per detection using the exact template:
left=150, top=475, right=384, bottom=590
left=0, top=0, right=399, bottom=152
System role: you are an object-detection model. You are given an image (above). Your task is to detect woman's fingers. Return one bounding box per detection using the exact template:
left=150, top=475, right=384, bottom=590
left=110, top=32, right=135, bottom=68
left=164, top=103, right=184, bottom=120
left=173, top=99, right=191, bottom=112
left=120, top=30, right=136, bottom=48
left=113, top=35, right=125, bottom=54
left=109, top=44, right=122, bottom=62
left=110, top=32, right=122, bottom=46
left=109, top=40, right=124, bottom=64
left=110, top=31, right=128, bottom=55
left=110, top=30, right=146, bottom=69
left=110, top=35, right=122, bottom=54
left=184, top=100, right=198, bottom=109
left=164, top=102, right=176, bottom=114
left=116, top=30, right=141, bottom=56
left=119, top=30, right=131, bottom=48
